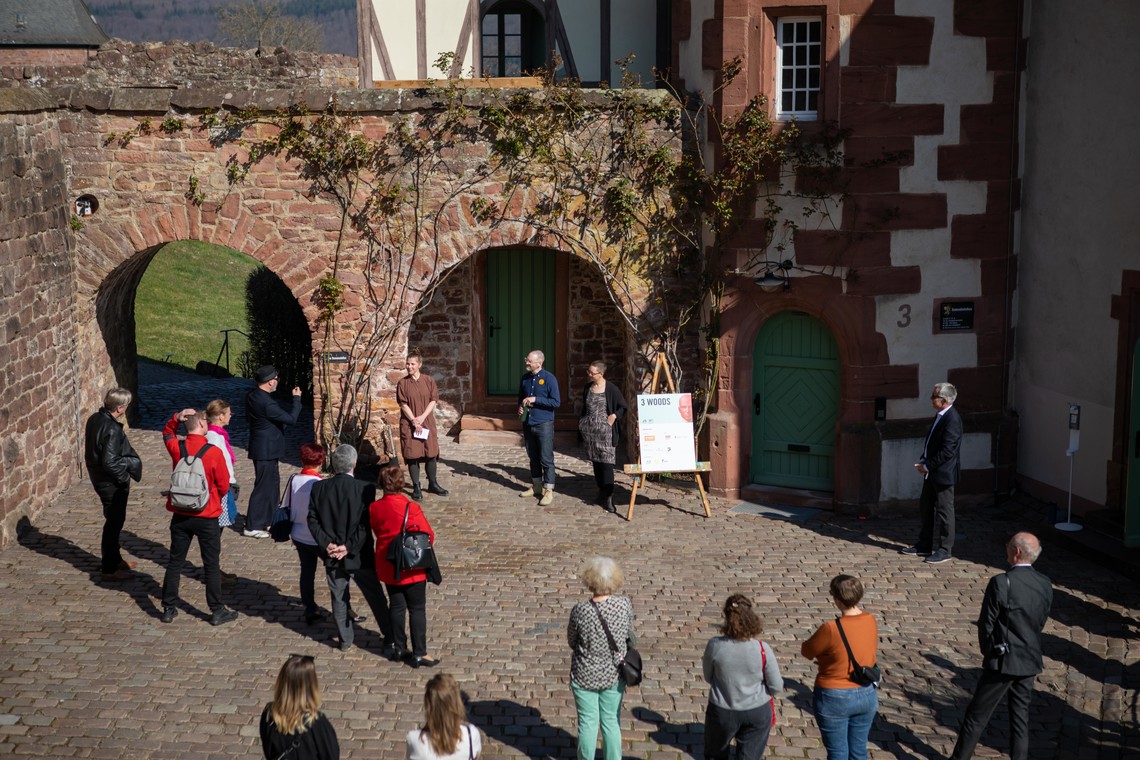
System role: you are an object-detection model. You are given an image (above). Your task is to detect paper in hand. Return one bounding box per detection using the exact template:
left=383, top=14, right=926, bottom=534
left=413, top=427, right=430, bottom=441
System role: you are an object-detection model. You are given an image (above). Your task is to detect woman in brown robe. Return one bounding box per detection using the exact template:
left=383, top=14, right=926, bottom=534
left=397, top=351, right=448, bottom=500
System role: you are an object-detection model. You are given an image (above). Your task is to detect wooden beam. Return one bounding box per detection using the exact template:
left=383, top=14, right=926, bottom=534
left=547, top=0, right=578, bottom=79
left=372, top=76, right=543, bottom=89
left=355, top=0, right=371, bottom=86
left=600, top=0, right=611, bottom=86
left=416, top=0, right=427, bottom=79
left=450, top=0, right=478, bottom=78
left=369, top=1, right=394, bottom=80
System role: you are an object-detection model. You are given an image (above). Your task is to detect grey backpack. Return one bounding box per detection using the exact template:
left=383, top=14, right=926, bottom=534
left=168, top=441, right=215, bottom=512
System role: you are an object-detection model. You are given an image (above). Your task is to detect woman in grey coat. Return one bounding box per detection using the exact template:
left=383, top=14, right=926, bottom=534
left=702, top=593, right=784, bottom=760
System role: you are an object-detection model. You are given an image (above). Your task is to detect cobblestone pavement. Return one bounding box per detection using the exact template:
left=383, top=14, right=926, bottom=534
left=1, top=379, right=1137, bottom=758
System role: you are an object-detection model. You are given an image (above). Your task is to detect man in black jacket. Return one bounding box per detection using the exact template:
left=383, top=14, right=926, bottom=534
left=307, top=444, right=394, bottom=655
left=243, top=365, right=301, bottom=537
left=902, top=381, right=963, bottom=564
left=950, top=532, right=1053, bottom=760
left=84, top=388, right=143, bottom=582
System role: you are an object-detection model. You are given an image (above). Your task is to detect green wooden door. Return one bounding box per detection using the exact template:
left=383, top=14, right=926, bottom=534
left=751, top=312, right=839, bottom=490
left=1126, top=338, right=1140, bottom=547
left=486, top=249, right=556, bottom=395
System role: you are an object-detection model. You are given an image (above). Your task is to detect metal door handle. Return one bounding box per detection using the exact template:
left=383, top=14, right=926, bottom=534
left=753, top=393, right=761, bottom=415
left=788, top=443, right=810, bottom=453
left=489, top=316, right=502, bottom=337
left=1135, top=430, right=1139, bottom=458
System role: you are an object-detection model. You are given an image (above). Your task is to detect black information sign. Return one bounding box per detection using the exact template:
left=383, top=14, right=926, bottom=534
left=322, top=351, right=350, bottom=364
left=939, top=301, right=974, bottom=331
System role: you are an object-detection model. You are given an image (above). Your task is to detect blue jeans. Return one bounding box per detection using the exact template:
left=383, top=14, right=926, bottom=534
left=572, top=680, right=624, bottom=760
left=523, top=421, right=555, bottom=488
left=813, top=685, right=878, bottom=760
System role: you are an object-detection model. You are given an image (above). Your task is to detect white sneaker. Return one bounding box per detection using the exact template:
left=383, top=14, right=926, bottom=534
left=538, top=489, right=553, bottom=506
left=519, top=486, right=538, bottom=498
left=243, top=529, right=270, bottom=539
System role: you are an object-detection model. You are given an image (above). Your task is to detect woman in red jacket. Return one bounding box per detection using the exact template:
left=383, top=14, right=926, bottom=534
left=370, top=465, right=440, bottom=668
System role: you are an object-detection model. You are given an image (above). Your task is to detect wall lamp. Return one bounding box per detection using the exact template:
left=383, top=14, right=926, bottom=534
left=754, top=259, right=793, bottom=292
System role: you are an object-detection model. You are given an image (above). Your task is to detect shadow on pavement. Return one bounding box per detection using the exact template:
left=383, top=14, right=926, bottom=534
left=465, top=698, right=577, bottom=759
left=16, top=517, right=164, bottom=617
left=631, top=706, right=702, bottom=757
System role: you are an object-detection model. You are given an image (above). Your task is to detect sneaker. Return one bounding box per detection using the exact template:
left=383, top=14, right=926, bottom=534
left=160, top=607, right=178, bottom=623
left=538, top=489, right=554, bottom=506
left=427, top=485, right=449, bottom=496
left=242, top=529, right=270, bottom=539
left=100, top=568, right=132, bottom=582
left=924, top=549, right=952, bottom=564
left=210, top=607, right=239, bottom=626
left=519, top=485, right=538, bottom=498
left=899, top=545, right=930, bottom=556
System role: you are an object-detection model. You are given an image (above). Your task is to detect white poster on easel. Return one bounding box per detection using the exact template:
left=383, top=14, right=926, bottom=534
left=636, top=393, right=697, bottom=472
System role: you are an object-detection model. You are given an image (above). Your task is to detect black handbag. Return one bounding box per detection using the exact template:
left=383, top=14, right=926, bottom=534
left=835, top=616, right=881, bottom=686
left=591, top=601, right=643, bottom=687
left=269, top=475, right=296, bottom=542
left=385, top=498, right=435, bottom=580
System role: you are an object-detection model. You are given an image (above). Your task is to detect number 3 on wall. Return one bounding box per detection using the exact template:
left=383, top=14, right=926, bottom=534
left=897, top=304, right=911, bottom=328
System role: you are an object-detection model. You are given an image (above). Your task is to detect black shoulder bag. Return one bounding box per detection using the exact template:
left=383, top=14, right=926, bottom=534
left=590, top=601, right=643, bottom=687
left=385, top=498, right=436, bottom=580
left=835, top=617, right=881, bottom=687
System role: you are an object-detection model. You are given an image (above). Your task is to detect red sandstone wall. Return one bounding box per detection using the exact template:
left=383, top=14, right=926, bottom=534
left=0, top=111, right=84, bottom=545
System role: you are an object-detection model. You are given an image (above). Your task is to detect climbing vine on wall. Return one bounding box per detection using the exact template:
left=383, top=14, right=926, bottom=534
left=165, top=57, right=846, bottom=454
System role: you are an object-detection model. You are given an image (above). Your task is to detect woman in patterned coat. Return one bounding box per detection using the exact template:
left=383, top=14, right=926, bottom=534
left=566, top=556, right=635, bottom=760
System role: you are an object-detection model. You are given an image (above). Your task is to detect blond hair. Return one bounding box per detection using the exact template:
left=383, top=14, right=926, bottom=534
left=269, top=655, right=321, bottom=735
left=421, top=673, right=466, bottom=756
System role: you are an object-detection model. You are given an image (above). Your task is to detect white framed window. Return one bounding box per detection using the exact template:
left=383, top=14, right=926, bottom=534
left=776, top=17, right=822, bottom=120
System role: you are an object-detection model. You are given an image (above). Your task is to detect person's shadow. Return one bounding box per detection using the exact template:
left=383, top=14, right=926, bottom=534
left=631, top=706, right=703, bottom=757
left=465, top=698, right=578, bottom=759
left=16, top=517, right=164, bottom=617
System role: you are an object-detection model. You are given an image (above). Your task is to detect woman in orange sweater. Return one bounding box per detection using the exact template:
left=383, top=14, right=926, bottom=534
left=801, top=575, right=879, bottom=760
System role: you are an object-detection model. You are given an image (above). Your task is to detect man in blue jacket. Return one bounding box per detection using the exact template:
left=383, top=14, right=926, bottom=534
left=517, top=350, right=560, bottom=506
left=902, top=381, right=963, bottom=564
left=243, top=365, right=301, bottom=537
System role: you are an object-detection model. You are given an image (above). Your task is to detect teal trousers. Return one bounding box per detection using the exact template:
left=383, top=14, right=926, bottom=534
left=571, top=679, right=625, bottom=760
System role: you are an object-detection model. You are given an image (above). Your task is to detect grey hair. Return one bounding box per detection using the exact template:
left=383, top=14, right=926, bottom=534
left=1009, top=532, right=1041, bottom=563
left=103, top=388, right=132, bottom=411
left=580, top=556, right=624, bottom=596
left=934, top=382, right=958, bottom=403
left=330, top=444, right=358, bottom=474
left=529, top=350, right=545, bottom=363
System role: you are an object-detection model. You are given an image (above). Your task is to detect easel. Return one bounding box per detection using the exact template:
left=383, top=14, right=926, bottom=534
left=622, top=354, right=712, bottom=521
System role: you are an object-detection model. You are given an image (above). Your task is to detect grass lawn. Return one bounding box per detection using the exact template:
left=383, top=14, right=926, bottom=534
left=134, top=240, right=263, bottom=374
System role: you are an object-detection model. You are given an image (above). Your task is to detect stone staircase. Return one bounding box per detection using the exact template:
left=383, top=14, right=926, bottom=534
left=457, top=399, right=580, bottom=446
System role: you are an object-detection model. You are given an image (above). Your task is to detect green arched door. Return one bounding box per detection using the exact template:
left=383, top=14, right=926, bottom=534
left=751, top=311, right=839, bottom=490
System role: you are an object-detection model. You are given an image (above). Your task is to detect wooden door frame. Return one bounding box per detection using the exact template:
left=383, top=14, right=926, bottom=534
left=470, top=247, right=570, bottom=410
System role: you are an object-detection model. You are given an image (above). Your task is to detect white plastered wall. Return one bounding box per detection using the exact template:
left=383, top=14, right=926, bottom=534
left=875, top=0, right=994, bottom=498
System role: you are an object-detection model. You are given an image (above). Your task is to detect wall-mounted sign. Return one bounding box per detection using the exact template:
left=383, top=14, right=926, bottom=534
left=939, top=301, right=975, bottom=331
left=322, top=351, right=350, bottom=364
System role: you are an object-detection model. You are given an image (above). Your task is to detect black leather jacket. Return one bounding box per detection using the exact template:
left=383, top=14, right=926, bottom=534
left=84, top=409, right=142, bottom=487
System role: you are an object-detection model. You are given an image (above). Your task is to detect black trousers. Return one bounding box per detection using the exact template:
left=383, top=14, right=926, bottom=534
left=94, top=482, right=129, bottom=573
left=246, top=459, right=280, bottom=530
left=918, top=477, right=955, bottom=553
left=950, top=670, right=1036, bottom=760
left=592, top=461, right=615, bottom=497
left=162, top=514, right=223, bottom=613
left=704, top=701, right=774, bottom=760
left=386, top=580, right=428, bottom=657
left=406, top=457, right=440, bottom=490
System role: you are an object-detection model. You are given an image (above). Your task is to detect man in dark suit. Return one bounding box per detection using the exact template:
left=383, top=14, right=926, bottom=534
left=902, top=381, right=963, bottom=564
left=306, top=444, right=395, bottom=655
left=243, top=365, right=301, bottom=537
left=950, top=532, right=1053, bottom=760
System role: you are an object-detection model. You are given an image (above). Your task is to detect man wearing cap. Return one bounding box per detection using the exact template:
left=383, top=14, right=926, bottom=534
left=244, top=365, right=302, bottom=538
